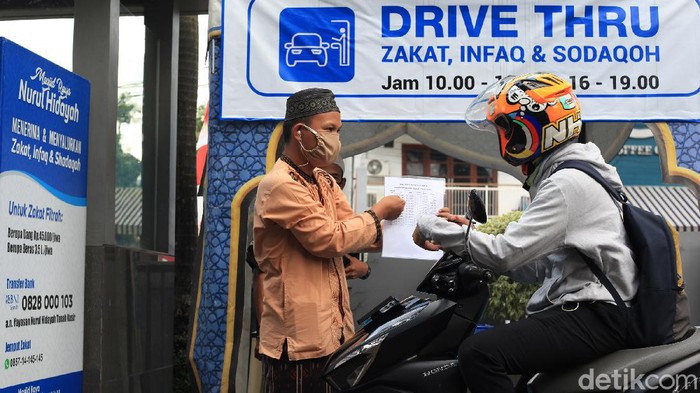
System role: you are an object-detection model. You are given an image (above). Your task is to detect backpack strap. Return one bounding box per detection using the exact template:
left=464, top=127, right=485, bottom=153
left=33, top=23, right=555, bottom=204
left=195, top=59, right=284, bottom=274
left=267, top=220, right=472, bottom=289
left=552, top=160, right=629, bottom=312
left=575, top=249, right=628, bottom=311
left=553, top=160, right=628, bottom=204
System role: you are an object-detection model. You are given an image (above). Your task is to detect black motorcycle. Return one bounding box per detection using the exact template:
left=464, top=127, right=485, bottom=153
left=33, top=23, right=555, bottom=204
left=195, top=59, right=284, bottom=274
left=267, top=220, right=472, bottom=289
left=322, top=191, right=700, bottom=392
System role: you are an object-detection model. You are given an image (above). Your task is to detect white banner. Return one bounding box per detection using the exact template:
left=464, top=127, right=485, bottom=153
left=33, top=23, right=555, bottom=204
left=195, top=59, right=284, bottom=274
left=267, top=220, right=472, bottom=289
left=222, top=0, right=700, bottom=122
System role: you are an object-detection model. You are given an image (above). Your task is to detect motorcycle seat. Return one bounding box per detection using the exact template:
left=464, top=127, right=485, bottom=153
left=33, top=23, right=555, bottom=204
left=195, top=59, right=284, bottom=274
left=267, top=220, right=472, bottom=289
left=528, top=327, right=700, bottom=393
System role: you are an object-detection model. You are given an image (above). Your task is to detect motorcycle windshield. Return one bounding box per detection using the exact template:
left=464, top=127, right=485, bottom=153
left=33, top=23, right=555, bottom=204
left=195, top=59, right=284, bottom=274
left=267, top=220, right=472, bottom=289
left=416, top=251, right=463, bottom=293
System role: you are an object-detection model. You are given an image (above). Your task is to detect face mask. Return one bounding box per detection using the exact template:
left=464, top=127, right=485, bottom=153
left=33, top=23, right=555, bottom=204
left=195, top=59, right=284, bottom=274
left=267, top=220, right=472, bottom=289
left=298, top=123, right=341, bottom=166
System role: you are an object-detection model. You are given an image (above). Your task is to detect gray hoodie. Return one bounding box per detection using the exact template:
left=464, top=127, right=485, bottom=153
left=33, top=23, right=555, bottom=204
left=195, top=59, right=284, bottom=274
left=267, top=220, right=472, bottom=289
left=416, top=142, right=638, bottom=314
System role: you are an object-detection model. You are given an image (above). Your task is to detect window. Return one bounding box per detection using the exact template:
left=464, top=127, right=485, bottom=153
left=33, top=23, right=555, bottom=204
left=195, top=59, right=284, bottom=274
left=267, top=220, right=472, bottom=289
left=401, top=145, right=496, bottom=185
left=367, top=193, right=377, bottom=207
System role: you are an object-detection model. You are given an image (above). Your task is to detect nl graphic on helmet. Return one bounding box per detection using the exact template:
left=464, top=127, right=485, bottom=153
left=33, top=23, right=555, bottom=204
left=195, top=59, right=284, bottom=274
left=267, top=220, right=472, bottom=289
left=468, top=73, right=582, bottom=166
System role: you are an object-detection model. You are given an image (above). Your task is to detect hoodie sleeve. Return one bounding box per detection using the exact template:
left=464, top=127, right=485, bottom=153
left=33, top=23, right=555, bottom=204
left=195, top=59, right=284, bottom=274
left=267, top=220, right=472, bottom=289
left=416, top=178, right=570, bottom=274
left=415, top=215, right=469, bottom=253
left=468, top=180, right=569, bottom=273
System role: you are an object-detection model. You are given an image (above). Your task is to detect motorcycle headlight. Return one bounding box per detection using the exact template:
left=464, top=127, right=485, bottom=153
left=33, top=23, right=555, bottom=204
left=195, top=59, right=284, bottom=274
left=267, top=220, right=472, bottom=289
left=326, top=333, right=388, bottom=390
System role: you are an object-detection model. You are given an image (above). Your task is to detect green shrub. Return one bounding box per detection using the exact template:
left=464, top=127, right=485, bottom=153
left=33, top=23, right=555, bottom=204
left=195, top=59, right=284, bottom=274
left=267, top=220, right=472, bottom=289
left=476, top=211, right=538, bottom=324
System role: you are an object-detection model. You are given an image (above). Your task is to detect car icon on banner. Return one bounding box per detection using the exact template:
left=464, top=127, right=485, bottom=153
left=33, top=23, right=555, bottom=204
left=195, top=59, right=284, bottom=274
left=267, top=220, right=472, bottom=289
left=279, top=7, right=355, bottom=82
left=285, top=33, right=330, bottom=67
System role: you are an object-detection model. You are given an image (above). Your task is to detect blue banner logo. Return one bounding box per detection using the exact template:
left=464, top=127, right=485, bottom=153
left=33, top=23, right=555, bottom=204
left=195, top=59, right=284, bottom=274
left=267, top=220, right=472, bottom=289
left=0, top=38, right=89, bottom=201
left=279, top=7, right=355, bottom=82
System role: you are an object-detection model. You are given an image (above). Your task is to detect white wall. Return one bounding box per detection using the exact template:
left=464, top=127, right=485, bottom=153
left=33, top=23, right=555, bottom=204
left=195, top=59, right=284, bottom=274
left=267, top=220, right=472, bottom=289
left=496, top=172, right=530, bottom=215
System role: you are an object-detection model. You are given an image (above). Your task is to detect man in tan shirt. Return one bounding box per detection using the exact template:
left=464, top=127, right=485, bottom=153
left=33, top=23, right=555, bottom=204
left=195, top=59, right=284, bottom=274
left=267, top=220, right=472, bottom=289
left=322, top=157, right=371, bottom=281
left=253, top=88, right=404, bottom=393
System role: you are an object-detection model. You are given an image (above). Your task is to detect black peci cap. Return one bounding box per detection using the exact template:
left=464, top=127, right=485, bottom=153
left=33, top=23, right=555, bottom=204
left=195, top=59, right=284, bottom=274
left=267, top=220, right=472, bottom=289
left=285, top=88, right=340, bottom=121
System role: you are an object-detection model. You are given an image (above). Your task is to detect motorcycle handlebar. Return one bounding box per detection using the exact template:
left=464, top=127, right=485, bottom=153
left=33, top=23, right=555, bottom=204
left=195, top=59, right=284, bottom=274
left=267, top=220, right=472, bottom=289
left=419, top=253, right=495, bottom=298
left=458, top=263, right=495, bottom=283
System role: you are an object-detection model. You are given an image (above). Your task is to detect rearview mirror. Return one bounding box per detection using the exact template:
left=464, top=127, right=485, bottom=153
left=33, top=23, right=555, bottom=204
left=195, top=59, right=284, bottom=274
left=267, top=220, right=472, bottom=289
left=466, top=189, right=487, bottom=224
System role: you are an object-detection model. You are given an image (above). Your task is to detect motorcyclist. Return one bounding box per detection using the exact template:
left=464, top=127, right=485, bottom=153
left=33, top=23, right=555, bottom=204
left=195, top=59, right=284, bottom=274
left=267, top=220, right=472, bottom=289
left=412, top=72, right=638, bottom=393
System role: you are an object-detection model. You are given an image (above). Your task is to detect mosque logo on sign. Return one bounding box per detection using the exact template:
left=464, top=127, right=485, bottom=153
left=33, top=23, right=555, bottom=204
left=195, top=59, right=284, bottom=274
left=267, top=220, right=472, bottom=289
left=279, top=7, right=355, bottom=82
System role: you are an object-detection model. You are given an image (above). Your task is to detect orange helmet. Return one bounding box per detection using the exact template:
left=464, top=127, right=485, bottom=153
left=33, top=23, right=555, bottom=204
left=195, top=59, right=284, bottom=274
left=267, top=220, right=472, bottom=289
left=465, top=73, right=582, bottom=167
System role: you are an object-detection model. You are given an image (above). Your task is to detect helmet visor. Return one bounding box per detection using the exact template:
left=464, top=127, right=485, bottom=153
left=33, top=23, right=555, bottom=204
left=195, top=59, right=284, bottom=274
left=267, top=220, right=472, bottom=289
left=464, top=76, right=515, bottom=133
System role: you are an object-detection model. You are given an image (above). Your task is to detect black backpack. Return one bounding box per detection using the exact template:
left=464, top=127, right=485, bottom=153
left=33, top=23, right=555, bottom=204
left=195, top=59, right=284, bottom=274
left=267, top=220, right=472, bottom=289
left=554, top=160, right=691, bottom=347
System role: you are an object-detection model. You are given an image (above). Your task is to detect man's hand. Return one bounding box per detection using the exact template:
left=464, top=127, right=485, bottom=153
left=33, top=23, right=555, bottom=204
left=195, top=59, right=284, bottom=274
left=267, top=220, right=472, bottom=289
left=344, top=254, right=369, bottom=279
left=372, top=195, right=405, bottom=220
left=412, top=226, right=442, bottom=251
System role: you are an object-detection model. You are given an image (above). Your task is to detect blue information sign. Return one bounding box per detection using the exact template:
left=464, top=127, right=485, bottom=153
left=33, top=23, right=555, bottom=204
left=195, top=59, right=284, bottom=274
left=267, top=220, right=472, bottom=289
left=0, top=38, right=90, bottom=393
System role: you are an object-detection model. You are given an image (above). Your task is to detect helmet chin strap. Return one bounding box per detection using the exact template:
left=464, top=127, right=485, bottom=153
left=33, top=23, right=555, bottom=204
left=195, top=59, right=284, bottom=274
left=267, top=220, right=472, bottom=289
left=521, top=163, right=531, bottom=176
left=521, top=156, right=545, bottom=176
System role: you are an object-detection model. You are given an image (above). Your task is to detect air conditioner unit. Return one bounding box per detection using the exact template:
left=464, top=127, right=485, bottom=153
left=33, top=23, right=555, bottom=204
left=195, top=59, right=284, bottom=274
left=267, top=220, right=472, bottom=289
left=366, top=159, right=389, bottom=176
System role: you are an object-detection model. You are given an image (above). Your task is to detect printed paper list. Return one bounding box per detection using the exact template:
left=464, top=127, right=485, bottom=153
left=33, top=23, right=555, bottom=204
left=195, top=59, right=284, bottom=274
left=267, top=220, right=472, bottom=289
left=382, top=176, right=445, bottom=260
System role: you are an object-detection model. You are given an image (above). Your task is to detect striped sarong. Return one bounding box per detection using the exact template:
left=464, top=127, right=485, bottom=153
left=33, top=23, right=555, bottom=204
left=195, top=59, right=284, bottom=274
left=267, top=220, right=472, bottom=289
left=261, top=351, right=337, bottom=393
